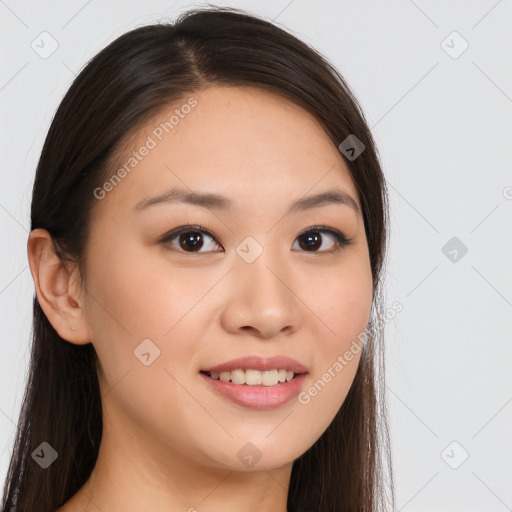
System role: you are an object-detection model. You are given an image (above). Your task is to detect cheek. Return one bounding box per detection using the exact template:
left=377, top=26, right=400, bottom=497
left=308, top=254, right=373, bottom=348
left=83, top=245, right=212, bottom=451
left=84, top=240, right=220, bottom=393
left=298, top=255, right=372, bottom=415
left=87, top=238, right=208, bottom=339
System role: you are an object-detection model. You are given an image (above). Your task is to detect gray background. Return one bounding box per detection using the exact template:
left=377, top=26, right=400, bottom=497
left=1, top=0, right=511, bottom=510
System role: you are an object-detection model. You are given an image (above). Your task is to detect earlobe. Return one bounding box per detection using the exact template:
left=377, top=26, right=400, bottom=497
left=27, top=228, right=90, bottom=345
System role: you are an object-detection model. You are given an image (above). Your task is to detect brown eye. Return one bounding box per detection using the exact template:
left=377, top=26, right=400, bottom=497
left=161, top=227, right=222, bottom=253
left=292, top=226, right=352, bottom=253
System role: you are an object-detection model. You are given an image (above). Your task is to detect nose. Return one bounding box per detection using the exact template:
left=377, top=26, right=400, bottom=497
left=220, top=247, right=302, bottom=339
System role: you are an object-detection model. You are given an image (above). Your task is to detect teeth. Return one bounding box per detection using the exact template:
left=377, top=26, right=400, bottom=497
left=206, top=369, right=296, bottom=386
left=246, top=369, right=262, bottom=385
left=230, top=369, right=246, bottom=385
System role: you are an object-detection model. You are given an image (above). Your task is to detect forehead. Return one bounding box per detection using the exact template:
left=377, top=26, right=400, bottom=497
left=94, top=86, right=359, bottom=217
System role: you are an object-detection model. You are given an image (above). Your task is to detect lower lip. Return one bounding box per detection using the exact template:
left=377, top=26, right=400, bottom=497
left=199, top=372, right=308, bottom=410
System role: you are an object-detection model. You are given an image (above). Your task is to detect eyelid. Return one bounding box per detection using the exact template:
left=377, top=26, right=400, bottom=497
left=292, top=224, right=354, bottom=254
left=157, top=223, right=221, bottom=253
left=296, top=225, right=353, bottom=245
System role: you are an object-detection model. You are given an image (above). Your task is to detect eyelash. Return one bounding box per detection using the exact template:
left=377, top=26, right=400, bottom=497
left=158, top=222, right=353, bottom=255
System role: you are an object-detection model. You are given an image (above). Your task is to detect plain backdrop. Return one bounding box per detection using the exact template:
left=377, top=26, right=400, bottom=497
left=1, top=1, right=511, bottom=510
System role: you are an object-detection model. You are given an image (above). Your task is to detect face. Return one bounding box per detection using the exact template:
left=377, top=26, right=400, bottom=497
left=80, top=85, right=373, bottom=471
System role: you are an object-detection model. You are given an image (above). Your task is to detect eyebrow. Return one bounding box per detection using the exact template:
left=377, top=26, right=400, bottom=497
left=132, top=187, right=360, bottom=216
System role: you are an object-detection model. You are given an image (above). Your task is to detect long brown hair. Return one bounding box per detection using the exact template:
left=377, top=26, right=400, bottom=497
left=2, top=6, right=395, bottom=511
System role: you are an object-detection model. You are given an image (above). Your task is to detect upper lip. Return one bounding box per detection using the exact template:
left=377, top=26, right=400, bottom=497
left=201, top=355, right=308, bottom=374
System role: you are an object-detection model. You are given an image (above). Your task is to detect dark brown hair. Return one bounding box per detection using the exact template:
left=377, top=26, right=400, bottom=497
left=2, top=5, right=395, bottom=511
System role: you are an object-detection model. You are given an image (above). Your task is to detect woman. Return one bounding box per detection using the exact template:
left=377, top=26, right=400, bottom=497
left=2, top=6, right=395, bottom=511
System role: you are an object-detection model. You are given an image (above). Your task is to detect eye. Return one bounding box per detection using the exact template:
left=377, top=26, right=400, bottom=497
left=159, top=225, right=222, bottom=254
left=159, top=224, right=353, bottom=254
left=292, top=225, right=353, bottom=254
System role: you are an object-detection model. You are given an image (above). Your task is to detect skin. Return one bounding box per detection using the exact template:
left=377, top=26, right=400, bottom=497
left=27, top=85, right=373, bottom=512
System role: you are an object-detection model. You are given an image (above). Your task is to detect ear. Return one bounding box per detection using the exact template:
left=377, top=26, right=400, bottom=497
left=27, top=228, right=91, bottom=345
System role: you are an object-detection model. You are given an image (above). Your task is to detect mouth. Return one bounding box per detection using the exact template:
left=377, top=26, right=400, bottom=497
left=199, top=369, right=308, bottom=410
left=199, top=368, right=305, bottom=386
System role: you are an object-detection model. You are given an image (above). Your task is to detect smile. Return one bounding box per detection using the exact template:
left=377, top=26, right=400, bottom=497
left=200, top=368, right=299, bottom=386
left=199, top=371, right=308, bottom=410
